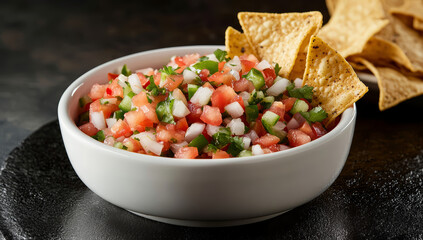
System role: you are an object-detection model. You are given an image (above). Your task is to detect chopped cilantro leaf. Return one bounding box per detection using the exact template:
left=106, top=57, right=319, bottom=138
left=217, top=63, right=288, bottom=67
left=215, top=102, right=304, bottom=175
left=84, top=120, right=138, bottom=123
left=204, top=144, right=218, bottom=153
left=146, top=76, right=166, bottom=96
left=300, top=106, right=328, bottom=123
left=121, top=64, right=131, bottom=77
left=286, top=82, right=314, bottom=101
left=160, top=65, right=178, bottom=75
left=214, top=49, right=229, bottom=62
left=227, top=137, right=244, bottom=157
left=212, top=128, right=232, bottom=148
left=274, top=63, right=281, bottom=76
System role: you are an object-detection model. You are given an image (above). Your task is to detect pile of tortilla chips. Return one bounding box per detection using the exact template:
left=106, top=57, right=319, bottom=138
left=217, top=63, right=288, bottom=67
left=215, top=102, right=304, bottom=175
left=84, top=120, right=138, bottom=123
left=325, top=0, right=423, bottom=111
left=225, top=11, right=368, bottom=126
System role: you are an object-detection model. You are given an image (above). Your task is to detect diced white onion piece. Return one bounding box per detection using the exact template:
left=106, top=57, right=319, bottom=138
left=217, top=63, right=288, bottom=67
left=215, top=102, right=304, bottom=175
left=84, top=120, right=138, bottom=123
left=274, top=76, right=283, bottom=82
left=136, top=67, right=154, bottom=75
left=128, top=74, right=143, bottom=94
left=183, top=69, right=198, bottom=84
left=104, top=136, right=115, bottom=146
left=117, top=74, right=128, bottom=87
left=185, top=123, right=205, bottom=142
left=273, top=121, right=286, bottom=132
left=245, top=130, right=259, bottom=142
left=280, top=145, right=290, bottom=151
left=239, top=91, right=250, bottom=106
left=229, top=69, right=240, bottom=81
left=227, top=118, right=245, bottom=136
left=190, top=87, right=213, bottom=106
left=170, top=141, right=188, bottom=153
left=102, top=98, right=117, bottom=105
left=294, top=78, right=303, bottom=88
left=90, top=111, right=106, bottom=130
left=267, top=77, right=290, bottom=96
left=242, top=137, right=251, bottom=149
left=252, top=144, right=264, bottom=155
left=206, top=124, right=221, bottom=137
left=172, top=100, right=190, bottom=118
left=105, top=118, right=117, bottom=128
left=255, top=60, right=272, bottom=71
left=206, top=53, right=219, bottom=62
left=287, top=117, right=300, bottom=130
left=226, top=56, right=242, bottom=72
left=225, top=102, right=244, bottom=118
left=134, top=132, right=163, bottom=156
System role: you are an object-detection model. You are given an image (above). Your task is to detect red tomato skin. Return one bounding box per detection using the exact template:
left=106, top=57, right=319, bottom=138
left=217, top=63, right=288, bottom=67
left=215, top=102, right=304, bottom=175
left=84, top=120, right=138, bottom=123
left=231, top=95, right=245, bottom=109
left=174, top=56, right=185, bottom=67
left=208, top=70, right=234, bottom=86
left=241, top=60, right=256, bottom=74
left=175, top=147, right=199, bottom=159
left=298, top=122, right=317, bottom=140
left=199, top=69, right=210, bottom=82
left=211, top=85, right=237, bottom=113
left=111, top=119, right=132, bottom=138
left=136, top=72, right=150, bottom=87
left=108, top=73, right=119, bottom=81
left=200, top=105, right=222, bottom=126
left=186, top=103, right=203, bottom=123
left=212, top=150, right=231, bottom=159
left=88, top=84, right=108, bottom=100
left=163, top=75, right=183, bottom=91
left=79, top=122, right=98, bottom=136
left=176, top=118, right=189, bottom=131
left=287, top=129, right=311, bottom=147
left=268, top=101, right=285, bottom=120
left=89, top=99, right=119, bottom=119
left=262, top=68, right=276, bottom=87
left=282, top=97, right=297, bottom=112
left=254, top=133, right=280, bottom=148
left=312, top=122, right=328, bottom=138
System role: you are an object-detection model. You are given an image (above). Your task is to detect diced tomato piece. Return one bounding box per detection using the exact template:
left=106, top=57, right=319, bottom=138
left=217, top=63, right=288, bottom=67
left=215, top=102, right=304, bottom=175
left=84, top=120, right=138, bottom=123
left=200, top=105, right=222, bottom=126
left=268, top=101, right=285, bottom=119
left=132, top=92, right=149, bottom=107
left=123, top=138, right=142, bottom=152
left=208, top=70, right=234, bottom=86
left=124, top=110, right=154, bottom=131
left=202, top=128, right=213, bottom=142
left=111, top=119, right=132, bottom=138
left=156, top=124, right=185, bottom=143
left=140, top=104, right=159, bottom=124
left=218, top=61, right=226, bottom=72
left=150, top=94, right=167, bottom=108
left=233, top=78, right=255, bottom=92
left=199, top=69, right=210, bottom=82
left=254, top=133, right=281, bottom=148
left=312, top=122, right=328, bottom=138
left=89, top=99, right=119, bottom=119
left=262, top=68, right=276, bottom=87
left=212, top=150, right=230, bottom=159
left=251, top=118, right=267, bottom=137
left=284, top=113, right=292, bottom=122
left=163, top=75, right=183, bottom=91
left=175, top=66, right=186, bottom=74
left=268, top=144, right=280, bottom=152
left=176, top=117, right=189, bottom=131
left=299, top=122, right=317, bottom=140
left=287, top=129, right=311, bottom=147
left=88, top=84, right=108, bottom=100
left=182, top=53, right=200, bottom=66
left=136, top=72, right=150, bottom=87
left=202, top=82, right=215, bottom=90
left=175, top=147, right=199, bottom=159
left=211, top=85, right=237, bottom=112
left=239, top=54, right=259, bottom=63
left=241, top=60, right=256, bottom=74
left=104, top=79, right=123, bottom=98
left=79, top=122, right=98, bottom=136
left=186, top=103, right=203, bottom=123
left=153, top=71, right=161, bottom=86
left=282, top=97, right=297, bottom=112
left=326, top=116, right=340, bottom=131
left=174, top=56, right=185, bottom=67
left=108, top=73, right=119, bottom=81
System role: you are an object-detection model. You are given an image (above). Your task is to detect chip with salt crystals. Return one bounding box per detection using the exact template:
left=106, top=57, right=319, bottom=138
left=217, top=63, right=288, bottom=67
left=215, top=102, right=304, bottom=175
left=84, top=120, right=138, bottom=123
left=353, top=57, right=423, bottom=110
left=318, top=0, right=389, bottom=58
left=302, top=36, right=368, bottom=125
left=225, top=26, right=254, bottom=59
left=237, top=11, right=322, bottom=78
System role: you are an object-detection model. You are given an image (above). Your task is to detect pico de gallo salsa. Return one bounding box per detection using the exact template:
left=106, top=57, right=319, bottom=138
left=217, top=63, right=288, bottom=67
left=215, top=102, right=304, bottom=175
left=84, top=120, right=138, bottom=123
left=77, top=49, right=335, bottom=159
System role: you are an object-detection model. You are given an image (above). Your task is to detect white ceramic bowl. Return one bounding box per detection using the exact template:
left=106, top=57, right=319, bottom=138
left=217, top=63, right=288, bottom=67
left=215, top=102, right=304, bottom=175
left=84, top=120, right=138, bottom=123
left=58, top=45, right=357, bottom=227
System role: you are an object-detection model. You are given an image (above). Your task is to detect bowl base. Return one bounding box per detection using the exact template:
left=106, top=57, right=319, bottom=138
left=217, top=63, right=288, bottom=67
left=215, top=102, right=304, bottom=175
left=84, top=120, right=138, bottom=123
left=127, top=210, right=290, bottom=227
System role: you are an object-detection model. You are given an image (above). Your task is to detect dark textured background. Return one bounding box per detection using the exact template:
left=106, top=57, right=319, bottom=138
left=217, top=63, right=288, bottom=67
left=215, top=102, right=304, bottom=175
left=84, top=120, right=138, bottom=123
left=1, top=0, right=423, bottom=239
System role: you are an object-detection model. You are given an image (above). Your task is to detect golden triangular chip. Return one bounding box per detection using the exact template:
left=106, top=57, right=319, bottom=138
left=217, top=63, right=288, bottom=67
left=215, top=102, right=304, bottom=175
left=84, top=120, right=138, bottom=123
left=238, top=11, right=323, bottom=78
left=318, top=0, right=389, bottom=58
left=352, top=57, right=423, bottom=110
left=390, top=0, right=423, bottom=23
left=225, top=27, right=255, bottom=59
left=414, top=18, right=423, bottom=31
left=303, top=36, right=368, bottom=125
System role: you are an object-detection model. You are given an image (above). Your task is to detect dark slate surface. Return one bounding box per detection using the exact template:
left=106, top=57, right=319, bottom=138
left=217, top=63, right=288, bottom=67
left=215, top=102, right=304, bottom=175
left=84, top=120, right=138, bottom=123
left=1, top=97, right=423, bottom=239
left=1, top=0, right=423, bottom=239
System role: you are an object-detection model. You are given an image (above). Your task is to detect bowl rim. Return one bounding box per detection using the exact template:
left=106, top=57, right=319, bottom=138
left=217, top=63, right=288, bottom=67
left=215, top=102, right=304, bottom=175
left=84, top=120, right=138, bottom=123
left=58, top=45, right=357, bottom=167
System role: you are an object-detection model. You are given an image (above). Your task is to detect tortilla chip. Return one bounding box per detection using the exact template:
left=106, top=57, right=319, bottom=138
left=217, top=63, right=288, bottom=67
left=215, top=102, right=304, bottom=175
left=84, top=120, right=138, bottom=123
left=225, top=27, right=255, bottom=59
left=390, top=0, right=423, bottom=24
left=318, top=0, right=389, bottom=58
left=376, top=16, right=423, bottom=73
left=414, top=17, right=423, bottom=31
left=238, top=11, right=323, bottom=78
left=302, top=36, right=368, bottom=125
left=325, top=0, right=338, bottom=15
left=351, top=36, right=414, bottom=71
left=354, top=57, right=423, bottom=110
